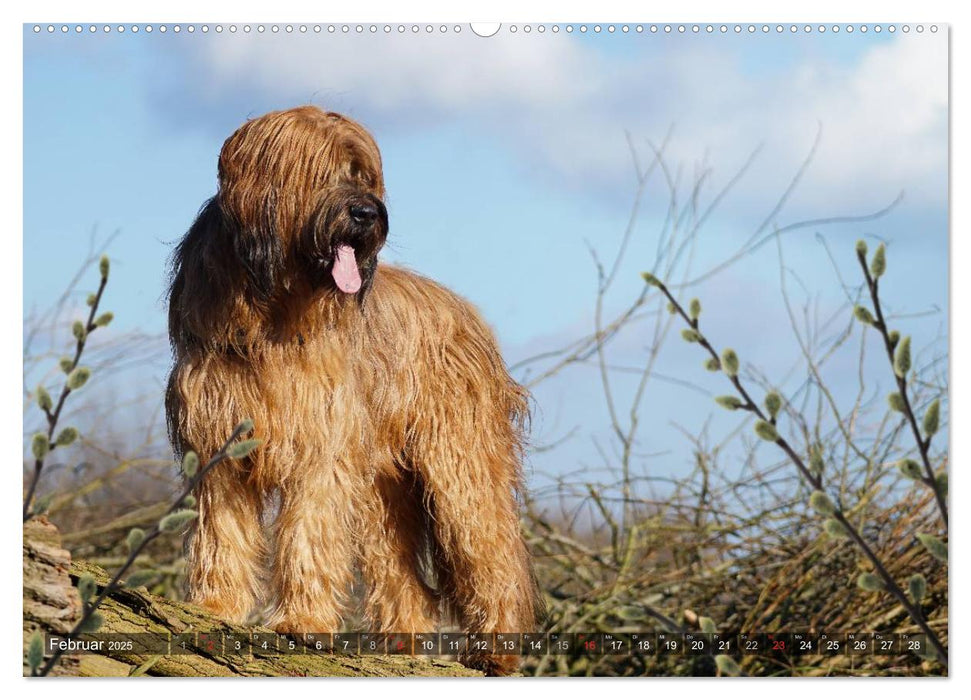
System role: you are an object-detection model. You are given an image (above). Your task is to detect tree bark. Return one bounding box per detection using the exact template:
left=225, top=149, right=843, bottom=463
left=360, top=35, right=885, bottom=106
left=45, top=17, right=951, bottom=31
left=23, top=518, right=481, bottom=677
left=23, top=517, right=82, bottom=676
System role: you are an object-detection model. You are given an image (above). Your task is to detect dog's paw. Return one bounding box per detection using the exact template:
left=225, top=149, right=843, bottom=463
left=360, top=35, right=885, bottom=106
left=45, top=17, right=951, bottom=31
left=268, top=612, right=340, bottom=637
left=188, top=596, right=250, bottom=624
left=270, top=618, right=310, bottom=635
left=458, top=651, right=521, bottom=677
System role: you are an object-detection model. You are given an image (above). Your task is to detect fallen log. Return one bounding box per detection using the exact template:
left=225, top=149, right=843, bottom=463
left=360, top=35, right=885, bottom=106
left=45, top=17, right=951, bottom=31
left=23, top=517, right=481, bottom=677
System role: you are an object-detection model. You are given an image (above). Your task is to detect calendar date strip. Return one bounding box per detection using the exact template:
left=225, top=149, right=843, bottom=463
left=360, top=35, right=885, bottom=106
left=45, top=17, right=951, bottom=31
left=42, top=631, right=933, bottom=658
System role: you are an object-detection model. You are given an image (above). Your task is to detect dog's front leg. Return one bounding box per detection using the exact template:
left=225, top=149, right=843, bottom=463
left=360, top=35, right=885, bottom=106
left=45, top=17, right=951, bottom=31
left=268, top=465, right=359, bottom=634
left=412, top=430, right=539, bottom=675
left=185, top=465, right=267, bottom=623
left=359, top=468, right=440, bottom=633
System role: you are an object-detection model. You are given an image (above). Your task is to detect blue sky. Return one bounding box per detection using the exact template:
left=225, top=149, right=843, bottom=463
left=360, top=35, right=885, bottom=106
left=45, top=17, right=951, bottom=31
left=23, top=24, right=948, bottom=490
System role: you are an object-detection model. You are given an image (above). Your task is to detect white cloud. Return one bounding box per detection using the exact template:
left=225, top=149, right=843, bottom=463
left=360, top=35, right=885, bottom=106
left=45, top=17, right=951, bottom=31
left=168, top=31, right=948, bottom=210
left=195, top=31, right=600, bottom=124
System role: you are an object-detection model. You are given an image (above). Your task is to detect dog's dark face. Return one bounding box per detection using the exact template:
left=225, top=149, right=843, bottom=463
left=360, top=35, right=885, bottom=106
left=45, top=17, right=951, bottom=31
left=217, top=105, right=389, bottom=301
left=169, top=106, right=389, bottom=347
left=297, top=185, right=388, bottom=297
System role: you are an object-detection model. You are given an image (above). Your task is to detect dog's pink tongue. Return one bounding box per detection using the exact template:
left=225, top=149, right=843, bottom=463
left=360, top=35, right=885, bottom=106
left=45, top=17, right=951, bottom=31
left=332, top=245, right=362, bottom=294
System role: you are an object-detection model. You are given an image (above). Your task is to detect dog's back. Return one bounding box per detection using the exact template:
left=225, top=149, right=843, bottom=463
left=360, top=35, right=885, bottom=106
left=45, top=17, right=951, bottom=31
left=358, top=263, right=530, bottom=460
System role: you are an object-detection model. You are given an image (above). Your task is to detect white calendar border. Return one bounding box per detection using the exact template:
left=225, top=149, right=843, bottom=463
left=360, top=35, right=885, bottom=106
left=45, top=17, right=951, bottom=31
left=5, top=0, right=962, bottom=696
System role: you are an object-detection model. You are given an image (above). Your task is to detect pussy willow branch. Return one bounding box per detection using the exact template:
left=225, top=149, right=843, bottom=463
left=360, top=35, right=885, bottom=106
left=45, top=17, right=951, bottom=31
left=35, top=423, right=252, bottom=677
left=23, top=271, right=109, bottom=522
left=649, top=279, right=947, bottom=667
left=856, top=249, right=948, bottom=528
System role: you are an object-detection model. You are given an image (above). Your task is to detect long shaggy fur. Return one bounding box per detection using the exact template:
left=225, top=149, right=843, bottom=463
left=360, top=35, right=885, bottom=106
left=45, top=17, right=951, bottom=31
left=165, top=106, right=540, bottom=675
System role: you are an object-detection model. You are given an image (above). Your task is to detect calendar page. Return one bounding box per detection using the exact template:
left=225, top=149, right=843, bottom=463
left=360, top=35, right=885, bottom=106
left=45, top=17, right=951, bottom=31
left=22, top=16, right=949, bottom=680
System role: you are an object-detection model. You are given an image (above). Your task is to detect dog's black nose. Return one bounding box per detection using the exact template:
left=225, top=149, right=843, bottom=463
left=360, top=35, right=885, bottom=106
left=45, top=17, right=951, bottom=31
left=349, top=203, right=379, bottom=225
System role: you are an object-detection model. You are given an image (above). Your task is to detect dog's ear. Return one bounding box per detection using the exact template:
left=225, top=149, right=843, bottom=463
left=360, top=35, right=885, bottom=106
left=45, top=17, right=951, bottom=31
left=168, top=197, right=230, bottom=347
left=168, top=196, right=280, bottom=346
left=229, top=193, right=282, bottom=305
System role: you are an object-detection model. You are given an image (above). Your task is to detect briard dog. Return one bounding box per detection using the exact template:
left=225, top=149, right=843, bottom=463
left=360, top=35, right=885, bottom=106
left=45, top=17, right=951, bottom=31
left=165, top=106, right=540, bottom=674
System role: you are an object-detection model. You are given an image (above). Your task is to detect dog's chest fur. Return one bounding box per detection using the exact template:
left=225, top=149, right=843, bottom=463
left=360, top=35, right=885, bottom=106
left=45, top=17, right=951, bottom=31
left=169, top=265, right=502, bottom=495
left=174, top=335, right=385, bottom=493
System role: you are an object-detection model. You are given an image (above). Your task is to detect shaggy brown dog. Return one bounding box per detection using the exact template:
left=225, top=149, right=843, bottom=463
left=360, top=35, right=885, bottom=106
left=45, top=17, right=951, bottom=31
left=165, top=106, right=539, bottom=675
